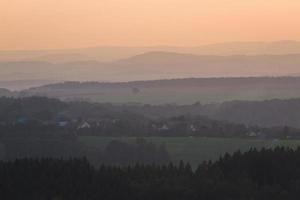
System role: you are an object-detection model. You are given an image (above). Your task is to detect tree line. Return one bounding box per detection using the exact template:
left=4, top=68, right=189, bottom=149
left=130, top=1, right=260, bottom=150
left=1, top=147, right=300, bottom=199
left=0, top=96, right=299, bottom=139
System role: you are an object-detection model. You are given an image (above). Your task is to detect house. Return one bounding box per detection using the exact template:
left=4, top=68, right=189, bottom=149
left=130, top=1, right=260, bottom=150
left=151, top=124, right=157, bottom=129
left=247, top=131, right=258, bottom=137
left=16, top=117, right=30, bottom=125
left=112, top=119, right=119, bottom=124
left=159, top=124, right=169, bottom=131
left=77, top=121, right=91, bottom=129
left=53, top=115, right=69, bottom=127
left=58, top=121, right=68, bottom=127
left=189, top=124, right=197, bottom=132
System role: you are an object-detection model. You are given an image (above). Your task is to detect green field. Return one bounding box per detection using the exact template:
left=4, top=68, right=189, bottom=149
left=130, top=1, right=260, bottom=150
left=79, top=136, right=300, bottom=167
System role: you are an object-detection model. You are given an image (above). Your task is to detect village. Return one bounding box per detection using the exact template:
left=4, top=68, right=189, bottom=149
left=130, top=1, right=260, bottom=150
left=0, top=112, right=298, bottom=139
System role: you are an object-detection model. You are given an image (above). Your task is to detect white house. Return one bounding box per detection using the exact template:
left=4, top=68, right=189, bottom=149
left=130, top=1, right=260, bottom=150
left=58, top=121, right=68, bottom=127
left=190, top=124, right=197, bottom=132
left=247, top=132, right=257, bottom=137
left=159, top=124, right=169, bottom=131
left=77, top=121, right=91, bottom=129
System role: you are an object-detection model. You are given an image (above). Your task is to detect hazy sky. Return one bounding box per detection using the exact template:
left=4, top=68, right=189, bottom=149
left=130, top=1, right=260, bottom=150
left=1, top=0, right=300, bottom=50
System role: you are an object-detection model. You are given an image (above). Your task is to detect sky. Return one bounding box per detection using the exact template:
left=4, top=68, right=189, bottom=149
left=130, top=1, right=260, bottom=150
left=0, top=0, right=300, bottom=50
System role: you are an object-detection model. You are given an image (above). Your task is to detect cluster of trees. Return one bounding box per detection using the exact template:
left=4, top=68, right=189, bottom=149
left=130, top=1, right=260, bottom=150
left=205, top=99, right=300, bottom=128
left=1, top=96, right=300, bottom=139
left=2, top=138, right=84, bottom=161
left=0, top=96, right=66, bottom=122
left=97, top=138, right=170, bottom=166
left=4, top=96, right=300, bottom=127
left=1, top=147, right=300, bottom=199
left=99, top=98, right=300, bottom=129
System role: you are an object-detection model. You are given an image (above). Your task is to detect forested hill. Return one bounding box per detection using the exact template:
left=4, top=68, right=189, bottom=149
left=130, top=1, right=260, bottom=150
left=204, top=98, right=300, bottom=128
left=10, top=76, right=300, bottom=104
left=123, top=98, right=300, bottom=128
left=27, top=76, right=300, bottom=89
left=1, top=96, right=300, bottom=138
left=0, top=96, right=258, bottom=138
left=2, top=52, right=300, bottom=82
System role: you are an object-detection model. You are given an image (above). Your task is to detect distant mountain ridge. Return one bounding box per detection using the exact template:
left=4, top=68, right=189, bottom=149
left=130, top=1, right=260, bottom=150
left=2, top=52, right=300, bottom=82
left=10, top=76, right=300, bottom=105
left=28, top=76, right=300, bottom=89
left=1, top=40, right=300, bottom=63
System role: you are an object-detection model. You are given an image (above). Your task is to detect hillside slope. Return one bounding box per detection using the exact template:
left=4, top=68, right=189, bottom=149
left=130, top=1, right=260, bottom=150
left=2, top=52, right=300, bottom=82
left=17, top=77, right=300, bottom=104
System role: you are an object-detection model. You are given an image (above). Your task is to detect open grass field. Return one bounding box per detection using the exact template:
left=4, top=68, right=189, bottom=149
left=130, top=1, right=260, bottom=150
left=79, top=136, right=300, bottom=167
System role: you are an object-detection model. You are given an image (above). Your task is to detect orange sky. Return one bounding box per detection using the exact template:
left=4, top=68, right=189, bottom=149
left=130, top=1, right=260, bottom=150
left=0, top=0, right=300, bottom=50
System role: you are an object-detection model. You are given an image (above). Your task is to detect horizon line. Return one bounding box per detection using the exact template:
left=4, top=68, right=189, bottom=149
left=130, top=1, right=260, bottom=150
left=0, top=40, right=298, bottom=52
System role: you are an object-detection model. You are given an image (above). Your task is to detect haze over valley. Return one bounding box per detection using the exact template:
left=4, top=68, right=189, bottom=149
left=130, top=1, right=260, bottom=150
left=2, top=0, right=300, bottom=198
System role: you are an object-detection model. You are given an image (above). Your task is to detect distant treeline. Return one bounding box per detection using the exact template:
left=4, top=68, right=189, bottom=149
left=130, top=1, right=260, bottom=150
left=1, top=147, right=300, bottom=200
left=0, top=96, right=299, bottom=139
left=22, top=77, right=300, bottom=90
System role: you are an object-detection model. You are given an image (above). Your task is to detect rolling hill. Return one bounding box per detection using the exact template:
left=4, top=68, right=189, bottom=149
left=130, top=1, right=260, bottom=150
left=2, top=52, right=300, bottom=83
left=15, top=77, right=300, bottom=105
left=1, top=40, right=300, bottom=63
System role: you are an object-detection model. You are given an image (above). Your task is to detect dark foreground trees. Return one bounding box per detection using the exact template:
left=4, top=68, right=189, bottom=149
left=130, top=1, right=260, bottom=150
left=1, top=147, right=300, bottom=199
left=100, top=139, right=170, bottom=165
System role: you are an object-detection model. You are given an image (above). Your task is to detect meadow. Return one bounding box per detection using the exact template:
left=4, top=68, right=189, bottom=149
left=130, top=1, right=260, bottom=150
left=79, top=136, right=300, bottom=167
